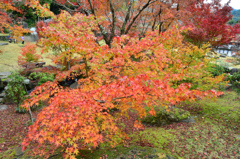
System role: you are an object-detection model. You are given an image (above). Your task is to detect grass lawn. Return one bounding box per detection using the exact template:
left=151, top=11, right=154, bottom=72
left=0, top=41, right=53, bottom=72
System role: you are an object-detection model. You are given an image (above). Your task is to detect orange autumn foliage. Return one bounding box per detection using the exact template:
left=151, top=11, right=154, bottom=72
left=21, top=10, right=225, bottom=159
left=0, top=0, right=29, bottom=39
left=18, top=43, right=42, bottom=66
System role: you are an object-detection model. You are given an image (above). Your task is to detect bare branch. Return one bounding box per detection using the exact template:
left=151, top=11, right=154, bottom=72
left=125, top=0, right=157, bottom=34
left=120, top=0, right=133, bottom=35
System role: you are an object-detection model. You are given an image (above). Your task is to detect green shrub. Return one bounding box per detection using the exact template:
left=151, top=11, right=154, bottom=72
left=227, top=72, right=240, bottom=92
left=5, top=72, right=27, bottom=109
left=29, top=72, right=55, bottom=86
left=207, top=63, right=226, bottom=77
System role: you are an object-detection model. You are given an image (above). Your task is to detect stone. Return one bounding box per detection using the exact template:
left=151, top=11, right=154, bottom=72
left=22, top=22, right=28, bottom=29
left=23, top=79, right=33, bottom=90
left=230, top=68, right=239, bottom=75
left=220, top=54, right=226, bottom=58
left=0, top=92, right=5, bottom=98
left=0, top=72, right=11, bottom=77
left=0, top=75, right=8, bottom=80
left=180, top=116, right=196, bottom=123
left=0, top=105, right=8, bottom=111
left=24, top=79, right=30, bottom=85
left=35, top=62, right=46, bottom=67
left=0, top=43, right=8, bottom=46
left=14, top=146, right=23, bottom=156
left=166, top=155, right=175, bottom=159
left=70, top=81, right=80, bottom=89
left=141, top=106, right=191, bottom=126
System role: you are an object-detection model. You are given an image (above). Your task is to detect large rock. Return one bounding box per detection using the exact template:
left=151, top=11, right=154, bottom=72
left=24, top=79, right=33, bottom=90
left=0, top=72, right=11, bottom=77
left=0, top=104, right=8, bottom=111
left=0, top=72, right=12, bottom=79
left=220, top=54, right=226, bottom=58
left=230, top=68, right=239, bottom=75
left=0, top=92, right=5, bottom=98
left=142, top=106, right=191, bottom=126
left=180, top=116, right=196, bottom=123
left=0, top=43, right=8, bottom=46
left=70, top=81, right=80, bottom=89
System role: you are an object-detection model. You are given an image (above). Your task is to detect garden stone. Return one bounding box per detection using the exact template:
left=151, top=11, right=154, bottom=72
left=0, top=43, right=8, bottom=46
left=23, top=79, right=33, bottom=90
left=0, top=71, right=11, bottom=77
left=14, top=146, right=23, bottom=156
left=141, top=106, right=191, bottom=126
left=180, top=116, right=196, bottom=123
left=230, top=68, right=239, bottom=75
left=70, top=81, right=80, bottom=89
left=220, top=54, right=226, bottom=58
left=24, top=79, right=30, bottom=85
left=0, top=92, right=5, bottom=98
left=0, top=75, right=8, bottom=80
left=0, top=104, right=8, bottom=111
left=148, top=155, right=156, bottom=158
left=166, top=155, right=175, bottom=159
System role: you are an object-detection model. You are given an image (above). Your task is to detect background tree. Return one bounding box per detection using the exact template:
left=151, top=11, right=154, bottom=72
left=182, top=0, right=240, bottom=48
left=0, top=0, right=29, bottom=38
left=52, top=0, right=194, bottom=47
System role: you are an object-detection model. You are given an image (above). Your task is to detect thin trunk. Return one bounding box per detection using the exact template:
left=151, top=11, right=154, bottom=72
left=120, top=0, right=133, bottom=35
left=83, top=56, right=89, bottom=77
left=125, top=0, right=157, bottom=34
left=67, top=60, right=71, bottom=70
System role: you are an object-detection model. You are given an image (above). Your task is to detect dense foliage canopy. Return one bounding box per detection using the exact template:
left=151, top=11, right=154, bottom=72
left=21, top=9, right=225, bottom=158
left=1, top=0, right=238, bottom=158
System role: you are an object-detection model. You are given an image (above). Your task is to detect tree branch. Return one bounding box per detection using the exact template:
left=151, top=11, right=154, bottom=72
left=120, top=0, right=133, bottom=35
left=94, top=95, right=134, bottom=103
left=109, top=0, right=116, bottom=45
left=125, top=0, right=157, bottom=34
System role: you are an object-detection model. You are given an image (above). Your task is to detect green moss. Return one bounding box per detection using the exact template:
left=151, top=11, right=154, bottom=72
left=0, top=148, right=15, bottom=159
left=0, top=138, right=5, bottom=143
left=129, top=127, right=176, bottom=149
left=76, top=145, right=167, bottom=159
left=179, top=91, right=240, bottom=127
left=166, top=107, right=190, bottom=121
left=168, top=122, right=240, bottom=158
left=142, top=106, right=191, bottom=126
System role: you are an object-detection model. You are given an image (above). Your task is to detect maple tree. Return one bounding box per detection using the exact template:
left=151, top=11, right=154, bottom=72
left=19, top=5, right=227, bottom=157
left=182, top=0, right=240, bottom=48
left=18, top=43, right=42, bottom=66
left=49, top=0, right=197, bottom=47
